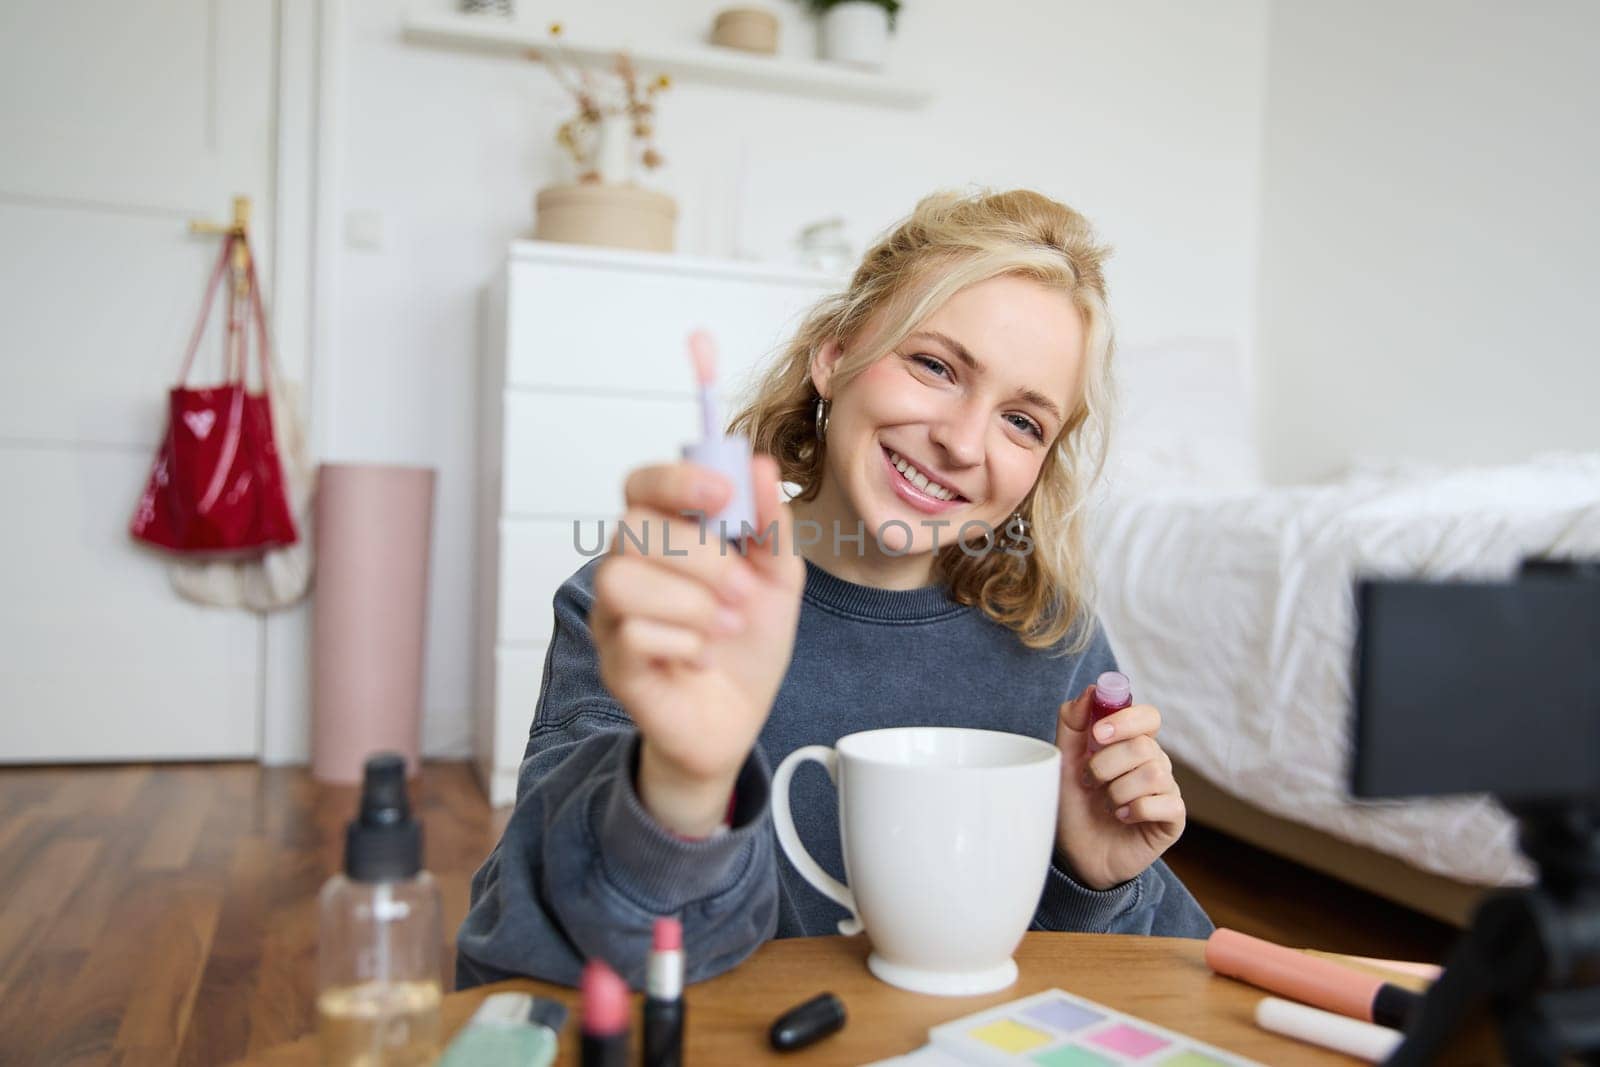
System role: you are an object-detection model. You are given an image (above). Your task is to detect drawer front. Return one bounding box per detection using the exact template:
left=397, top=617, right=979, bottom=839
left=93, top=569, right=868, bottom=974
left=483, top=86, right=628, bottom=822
left=503, top=391, right=699, bottom=517
left=499, top=517, right=600, bottom=647
left=506, top=260, right=831, bottom=395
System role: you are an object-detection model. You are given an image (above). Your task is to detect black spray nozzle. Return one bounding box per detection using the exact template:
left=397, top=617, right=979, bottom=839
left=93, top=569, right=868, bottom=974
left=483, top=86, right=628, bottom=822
left=346, top=751, right=421, bottom=882
left=359, top=752, right=410, bottom=827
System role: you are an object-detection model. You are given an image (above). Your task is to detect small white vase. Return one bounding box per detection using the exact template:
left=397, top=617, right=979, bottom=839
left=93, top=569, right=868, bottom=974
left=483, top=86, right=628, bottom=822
left=819, top=1, right=890, bottom=69
left=594, top=113, right=632, bottom=185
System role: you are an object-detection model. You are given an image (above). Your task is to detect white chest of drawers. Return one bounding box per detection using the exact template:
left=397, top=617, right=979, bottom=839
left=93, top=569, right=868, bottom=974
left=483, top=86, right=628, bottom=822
left=474, top=241, right=836, bottom=805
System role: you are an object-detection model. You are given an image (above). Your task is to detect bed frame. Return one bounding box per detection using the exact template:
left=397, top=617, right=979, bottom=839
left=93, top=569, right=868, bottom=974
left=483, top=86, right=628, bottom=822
left=1173, top=760, right=1486, bottom=927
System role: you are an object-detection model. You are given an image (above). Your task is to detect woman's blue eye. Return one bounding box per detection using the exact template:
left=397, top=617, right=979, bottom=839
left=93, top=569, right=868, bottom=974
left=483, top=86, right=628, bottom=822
left=1007, top=414, right=1044, bottom=440
left=912, top=354, right=1043, bottom=440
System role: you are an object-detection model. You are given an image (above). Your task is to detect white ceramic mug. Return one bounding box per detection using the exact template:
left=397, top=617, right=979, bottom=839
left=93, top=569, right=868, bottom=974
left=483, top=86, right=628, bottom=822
left=771, top=727, right=1061, bottom=995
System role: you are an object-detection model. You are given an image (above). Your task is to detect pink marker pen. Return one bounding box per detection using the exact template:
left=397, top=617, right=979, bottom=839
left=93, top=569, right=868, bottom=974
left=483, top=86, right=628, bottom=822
left=1087, top=671, right=1131, bottom=754
left=683, top=330, right=756, bottom=542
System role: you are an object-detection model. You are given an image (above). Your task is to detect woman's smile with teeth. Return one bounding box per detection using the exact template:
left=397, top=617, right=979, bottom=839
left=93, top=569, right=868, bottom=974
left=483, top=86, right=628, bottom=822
left=886, top=449, right=964, bottom=502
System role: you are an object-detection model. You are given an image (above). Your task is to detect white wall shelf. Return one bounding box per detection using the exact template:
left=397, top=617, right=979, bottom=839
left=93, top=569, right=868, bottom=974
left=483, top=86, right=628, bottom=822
left=402, top=11, right=932, bottom=110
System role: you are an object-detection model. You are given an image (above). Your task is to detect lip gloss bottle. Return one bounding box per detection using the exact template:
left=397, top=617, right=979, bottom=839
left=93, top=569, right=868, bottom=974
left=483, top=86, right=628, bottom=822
left=683, top=330, right=756, bottom=543
left=1087, top=671, right=1131, bottom=754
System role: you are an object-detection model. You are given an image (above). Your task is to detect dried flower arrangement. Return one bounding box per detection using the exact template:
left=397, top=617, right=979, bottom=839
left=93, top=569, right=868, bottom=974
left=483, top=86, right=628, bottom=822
left=527, top=22, right=671, bottom=183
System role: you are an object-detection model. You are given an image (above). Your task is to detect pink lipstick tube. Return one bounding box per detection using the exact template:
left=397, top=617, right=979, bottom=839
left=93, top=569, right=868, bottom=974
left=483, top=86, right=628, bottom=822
left=580, top=959, right=629, bottom=1067
left=643, top=917, right=684, bottom=1067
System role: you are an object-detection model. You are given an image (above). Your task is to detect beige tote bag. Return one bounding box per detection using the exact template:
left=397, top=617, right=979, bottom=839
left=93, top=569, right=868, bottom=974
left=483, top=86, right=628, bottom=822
left=168, top=266, right=315, bottom=612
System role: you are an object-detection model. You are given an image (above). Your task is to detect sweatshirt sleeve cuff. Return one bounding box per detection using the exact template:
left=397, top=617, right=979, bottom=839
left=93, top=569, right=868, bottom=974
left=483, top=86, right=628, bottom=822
left=1033, top=851, right=1143, bottom=931
left=594, top=734, right=772, bottom=914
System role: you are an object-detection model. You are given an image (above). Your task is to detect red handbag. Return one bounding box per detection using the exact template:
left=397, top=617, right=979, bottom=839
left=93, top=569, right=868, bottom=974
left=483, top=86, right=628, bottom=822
left=130, top=233, right=299, bottom=554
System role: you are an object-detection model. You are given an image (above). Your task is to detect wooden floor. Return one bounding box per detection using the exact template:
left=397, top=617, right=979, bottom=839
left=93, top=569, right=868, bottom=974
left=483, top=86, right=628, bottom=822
left=0, top=761, right=1458, bottom=1066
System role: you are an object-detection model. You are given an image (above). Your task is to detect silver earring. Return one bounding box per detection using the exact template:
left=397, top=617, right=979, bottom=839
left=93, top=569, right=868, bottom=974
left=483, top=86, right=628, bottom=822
left=1003, top=512, right=1028, bottom=544
left=814, top=395, right=830, bottom=440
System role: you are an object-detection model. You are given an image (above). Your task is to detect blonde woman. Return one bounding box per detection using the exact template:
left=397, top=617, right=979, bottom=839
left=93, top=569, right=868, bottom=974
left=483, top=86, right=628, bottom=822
left=458, top=189, right=1210, bottom=990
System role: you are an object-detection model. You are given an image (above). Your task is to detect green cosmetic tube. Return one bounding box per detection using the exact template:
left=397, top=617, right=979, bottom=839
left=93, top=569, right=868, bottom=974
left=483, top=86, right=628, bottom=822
left=436, top=991, right=568, bottom=1067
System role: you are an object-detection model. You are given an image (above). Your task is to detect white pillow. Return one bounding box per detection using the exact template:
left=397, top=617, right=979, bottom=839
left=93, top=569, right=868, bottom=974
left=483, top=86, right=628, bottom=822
left=1100, top=339, right=1261, bottom=495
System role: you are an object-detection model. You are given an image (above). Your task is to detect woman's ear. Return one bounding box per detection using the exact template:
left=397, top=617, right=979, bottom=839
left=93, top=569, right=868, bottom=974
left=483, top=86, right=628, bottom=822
left=809, top=338, right=844, bottom=399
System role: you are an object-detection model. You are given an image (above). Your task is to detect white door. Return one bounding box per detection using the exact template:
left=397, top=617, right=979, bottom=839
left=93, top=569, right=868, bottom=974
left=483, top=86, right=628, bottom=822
left=0, top=1, right=280, bottom=760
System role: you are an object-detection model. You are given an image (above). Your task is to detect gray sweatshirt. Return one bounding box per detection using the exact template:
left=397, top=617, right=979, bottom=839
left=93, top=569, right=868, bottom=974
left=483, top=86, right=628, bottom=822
left=456, top=556, right=1212, bottom=991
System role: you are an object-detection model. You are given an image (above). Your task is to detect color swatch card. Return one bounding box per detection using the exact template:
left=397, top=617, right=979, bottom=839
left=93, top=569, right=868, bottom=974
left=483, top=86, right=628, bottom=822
left=867, top=989, right=1263, bottom=1067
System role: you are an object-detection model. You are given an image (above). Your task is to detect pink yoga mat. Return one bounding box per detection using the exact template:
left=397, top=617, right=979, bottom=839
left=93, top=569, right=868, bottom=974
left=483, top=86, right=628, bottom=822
left=311, top=463, right=436, bottom=784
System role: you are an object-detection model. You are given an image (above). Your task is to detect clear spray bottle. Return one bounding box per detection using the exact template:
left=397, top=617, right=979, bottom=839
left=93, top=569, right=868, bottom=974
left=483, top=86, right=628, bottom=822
left=317, top=753, right=442, bottom=1066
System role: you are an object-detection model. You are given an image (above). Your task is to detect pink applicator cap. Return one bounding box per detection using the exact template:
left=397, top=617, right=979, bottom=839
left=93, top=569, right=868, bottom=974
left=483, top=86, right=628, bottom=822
left=682, top=329, right=756, bottom=542
left=1094, top=671, right=1131, bottom=706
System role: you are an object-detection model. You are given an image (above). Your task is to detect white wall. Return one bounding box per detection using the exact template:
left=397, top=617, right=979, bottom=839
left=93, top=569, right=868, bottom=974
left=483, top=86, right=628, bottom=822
left=1255, top=1, right=1600, bottom=484
left=318, top=0, right=1270, bottom=757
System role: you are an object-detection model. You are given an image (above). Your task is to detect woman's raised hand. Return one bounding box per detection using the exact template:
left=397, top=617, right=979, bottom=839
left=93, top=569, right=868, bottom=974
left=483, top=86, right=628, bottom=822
left=590, top=454, right=806, bottom=836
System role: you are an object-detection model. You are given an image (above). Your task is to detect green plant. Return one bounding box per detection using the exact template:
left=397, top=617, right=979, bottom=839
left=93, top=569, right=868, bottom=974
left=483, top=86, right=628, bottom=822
left=802, top=0, right=901, bottom=32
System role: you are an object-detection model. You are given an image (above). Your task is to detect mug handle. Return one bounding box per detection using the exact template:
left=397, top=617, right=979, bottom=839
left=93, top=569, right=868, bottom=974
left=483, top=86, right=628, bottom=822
left=770, top=745, right=863, bottom=936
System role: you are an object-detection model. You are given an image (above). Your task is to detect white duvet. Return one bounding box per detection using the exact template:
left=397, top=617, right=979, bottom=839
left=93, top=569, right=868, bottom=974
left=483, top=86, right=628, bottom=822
left=1089, top=452, right=1600, bottom=887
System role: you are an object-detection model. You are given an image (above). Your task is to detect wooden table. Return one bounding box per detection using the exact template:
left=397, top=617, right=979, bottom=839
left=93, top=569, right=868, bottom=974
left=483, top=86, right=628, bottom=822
left=243, top=932, right=1365, bottom=1065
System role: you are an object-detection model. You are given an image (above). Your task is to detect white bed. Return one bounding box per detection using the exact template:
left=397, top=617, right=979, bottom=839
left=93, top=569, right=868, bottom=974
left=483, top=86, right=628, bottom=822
left=1090, top=341, right=1600, bottom=918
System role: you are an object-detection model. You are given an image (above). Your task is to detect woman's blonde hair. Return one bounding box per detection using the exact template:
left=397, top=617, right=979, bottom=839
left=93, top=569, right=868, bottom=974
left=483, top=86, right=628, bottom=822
left=728, top=188, right=1115, bottom=653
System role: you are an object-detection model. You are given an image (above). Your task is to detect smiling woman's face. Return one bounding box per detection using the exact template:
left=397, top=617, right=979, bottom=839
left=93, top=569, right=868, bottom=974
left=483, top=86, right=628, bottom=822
left=811, top=273, right=1086, bottom=559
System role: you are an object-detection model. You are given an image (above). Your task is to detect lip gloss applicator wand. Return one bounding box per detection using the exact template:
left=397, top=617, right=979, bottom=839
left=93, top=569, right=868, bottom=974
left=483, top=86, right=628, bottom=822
left=683, top=330, right=757, bottom=544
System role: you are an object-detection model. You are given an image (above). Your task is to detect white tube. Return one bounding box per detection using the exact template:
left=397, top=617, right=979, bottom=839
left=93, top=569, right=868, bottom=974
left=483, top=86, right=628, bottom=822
left=1255, top=996, right=1404, bottom=1062
left=374, top=882, right=392, bottom=984
left=371, top=881, right=393, bottom=1061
